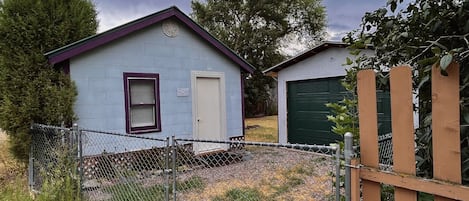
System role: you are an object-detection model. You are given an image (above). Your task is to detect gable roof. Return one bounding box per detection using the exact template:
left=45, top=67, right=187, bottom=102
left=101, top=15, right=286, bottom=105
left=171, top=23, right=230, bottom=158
left=45, top=6, right=254, bottom=73
left=263, top=41, right=348, bottom=76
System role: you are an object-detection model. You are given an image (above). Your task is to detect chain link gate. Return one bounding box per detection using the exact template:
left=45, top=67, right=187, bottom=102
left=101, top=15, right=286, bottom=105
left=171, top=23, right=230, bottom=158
left=30, top=124, right=342, bottom=201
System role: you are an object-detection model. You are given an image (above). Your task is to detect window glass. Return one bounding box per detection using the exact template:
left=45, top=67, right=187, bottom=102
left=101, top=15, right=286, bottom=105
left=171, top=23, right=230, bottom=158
left=130, top=79, right=155, bottom=104
left=130, top=105, right=156, bottom=127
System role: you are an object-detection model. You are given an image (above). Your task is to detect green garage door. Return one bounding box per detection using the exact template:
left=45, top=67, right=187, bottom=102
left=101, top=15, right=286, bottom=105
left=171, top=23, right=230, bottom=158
left=287, top=77, right=391, bottom=145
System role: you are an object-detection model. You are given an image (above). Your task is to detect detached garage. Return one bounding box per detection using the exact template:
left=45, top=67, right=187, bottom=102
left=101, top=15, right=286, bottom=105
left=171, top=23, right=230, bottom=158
left=264, top=42, right=391, bottom=145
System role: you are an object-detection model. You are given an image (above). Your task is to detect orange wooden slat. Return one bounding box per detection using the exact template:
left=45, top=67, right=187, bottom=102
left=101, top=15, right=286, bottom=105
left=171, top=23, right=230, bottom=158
left=351, top=158, right=361, bottom=201
left=390, top=66, right=417, bottom=201
left=432, top=62, right=461, bottom=201
left=360, top=166, right=469, bottom=200
left=357, top=69, right=380, bottom=200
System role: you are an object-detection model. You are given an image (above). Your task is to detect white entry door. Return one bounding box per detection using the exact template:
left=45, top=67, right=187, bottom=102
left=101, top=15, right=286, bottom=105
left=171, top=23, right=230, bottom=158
left=193, top=72, right=226, bottom=154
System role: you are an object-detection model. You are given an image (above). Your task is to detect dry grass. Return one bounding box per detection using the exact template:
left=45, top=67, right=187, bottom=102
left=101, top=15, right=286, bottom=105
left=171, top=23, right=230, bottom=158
left=245, top=115, right=278, bottom=143
left=0, top=130, right=31, bottom=201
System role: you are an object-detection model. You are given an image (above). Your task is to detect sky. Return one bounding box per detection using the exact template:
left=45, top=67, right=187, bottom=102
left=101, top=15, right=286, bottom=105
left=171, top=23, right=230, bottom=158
left=93, top=0, right=391, bottom=41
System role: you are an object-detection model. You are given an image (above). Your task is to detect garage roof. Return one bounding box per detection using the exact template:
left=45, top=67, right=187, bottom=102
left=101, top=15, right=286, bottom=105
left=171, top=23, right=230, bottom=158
left=45, top=6, right=254, bottom=73
left=263, top=41, right=348, bottom=77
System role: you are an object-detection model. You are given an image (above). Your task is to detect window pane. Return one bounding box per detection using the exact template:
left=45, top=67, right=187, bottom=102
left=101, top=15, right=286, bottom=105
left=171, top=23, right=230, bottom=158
left=130, top=79, right=155, bottom=104
left=130, top=105, right=155, bottom=128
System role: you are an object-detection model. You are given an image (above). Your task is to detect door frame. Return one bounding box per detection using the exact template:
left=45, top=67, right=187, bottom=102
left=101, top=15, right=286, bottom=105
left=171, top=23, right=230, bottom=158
left=191, top=71, right=227, bottom=141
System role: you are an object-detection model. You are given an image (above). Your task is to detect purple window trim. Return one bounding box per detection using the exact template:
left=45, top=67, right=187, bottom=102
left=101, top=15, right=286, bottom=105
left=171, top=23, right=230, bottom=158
left=123, top=72, right=162, bottom=134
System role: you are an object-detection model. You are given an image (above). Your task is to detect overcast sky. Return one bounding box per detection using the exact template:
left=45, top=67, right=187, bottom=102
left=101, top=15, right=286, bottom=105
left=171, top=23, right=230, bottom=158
left=93, top=0, right=393, bottom=41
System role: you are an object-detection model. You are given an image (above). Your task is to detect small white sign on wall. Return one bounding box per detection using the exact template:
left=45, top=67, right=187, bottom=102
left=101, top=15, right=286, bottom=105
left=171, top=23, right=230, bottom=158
left=177, top=88, right=189, bottom=97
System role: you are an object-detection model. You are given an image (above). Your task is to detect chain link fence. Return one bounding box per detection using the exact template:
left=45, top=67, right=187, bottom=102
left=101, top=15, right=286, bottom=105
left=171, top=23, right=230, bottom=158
left=30, top=124, right=342, bottom=201
left=378, top=133, right=394, bottom=200
left=29, top=124, right=80, bottom=198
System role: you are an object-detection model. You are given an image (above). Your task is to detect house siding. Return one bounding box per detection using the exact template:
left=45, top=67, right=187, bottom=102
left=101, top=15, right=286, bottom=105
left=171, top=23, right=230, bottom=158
left=70, top=20, right=242, bottom=154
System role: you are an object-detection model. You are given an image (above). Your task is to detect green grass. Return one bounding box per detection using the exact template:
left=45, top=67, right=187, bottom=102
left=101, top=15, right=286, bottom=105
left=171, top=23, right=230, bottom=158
left=245, top=115, right=278, bottom=143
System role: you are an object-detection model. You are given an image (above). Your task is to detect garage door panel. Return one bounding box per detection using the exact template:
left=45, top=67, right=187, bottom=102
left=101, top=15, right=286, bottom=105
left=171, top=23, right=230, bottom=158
left=289, top=119, right=332, bottom=130
left=292, top=111, right=330, bottom=120
left=287, top=77, right=391, bottom=145
left=288, top=130, right=341, bottom=145
left=295, top=80, right=330, bottom=93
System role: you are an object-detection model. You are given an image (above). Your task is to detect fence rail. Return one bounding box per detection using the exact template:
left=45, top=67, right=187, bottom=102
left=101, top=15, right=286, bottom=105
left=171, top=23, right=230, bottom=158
left=29, top=124, right=343, bottom=201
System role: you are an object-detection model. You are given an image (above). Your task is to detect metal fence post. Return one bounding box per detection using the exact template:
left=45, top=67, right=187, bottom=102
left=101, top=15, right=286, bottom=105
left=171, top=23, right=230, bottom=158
left=28, top=145, right=35, bottom=191
left=73, top=123, right=84, bottom=199
left=335, top=144, right=341, bottom=201
left=344, top=132, right=353, bottom=201
left=172, top=136, right=177, bottom=201
left=165, top=137, right=170, bottom=201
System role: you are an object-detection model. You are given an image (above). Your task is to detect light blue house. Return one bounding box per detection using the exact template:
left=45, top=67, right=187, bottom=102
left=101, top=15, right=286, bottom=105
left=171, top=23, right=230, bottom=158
left=45, top=7, right=254, bottom=155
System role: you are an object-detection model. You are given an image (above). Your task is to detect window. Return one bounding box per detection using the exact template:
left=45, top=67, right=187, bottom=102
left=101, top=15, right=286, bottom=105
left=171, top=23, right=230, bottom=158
left=124, top=73, right=161, bottom=133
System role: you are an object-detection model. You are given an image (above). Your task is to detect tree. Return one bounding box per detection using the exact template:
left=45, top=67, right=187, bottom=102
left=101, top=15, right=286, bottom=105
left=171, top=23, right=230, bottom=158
left=191, top=0, right=326, bottom=116
left=341, top=0, right=469, bottom=183
left=0, top=0, right=98, bottom=162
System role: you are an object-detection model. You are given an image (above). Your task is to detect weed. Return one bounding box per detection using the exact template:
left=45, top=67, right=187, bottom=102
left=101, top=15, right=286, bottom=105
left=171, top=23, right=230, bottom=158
left=35, top=143, right=81, bottom=201
left=292, top=163, right=314, bottom=176
left=0, top=132, right=32, bottom=201
left=103, top=182, right=165, bottom=201
left=175, top=176, right=205, bottom=191
left=102, top=175, right=205, bottom=201
left=213, top=187, right=264, bottom=201
left=0, top=177, right=33, bottom=201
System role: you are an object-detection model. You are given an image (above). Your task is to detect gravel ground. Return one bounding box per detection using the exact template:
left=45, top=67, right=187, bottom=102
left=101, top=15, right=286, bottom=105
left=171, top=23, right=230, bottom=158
left=177, top=146, right=335, bottom=201
left=84, top=146, right=336, bottom=201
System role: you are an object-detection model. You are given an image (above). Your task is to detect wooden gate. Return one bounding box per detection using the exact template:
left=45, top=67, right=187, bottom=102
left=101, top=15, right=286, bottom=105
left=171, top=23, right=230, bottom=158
left=351, top=63, right=469, bottom=200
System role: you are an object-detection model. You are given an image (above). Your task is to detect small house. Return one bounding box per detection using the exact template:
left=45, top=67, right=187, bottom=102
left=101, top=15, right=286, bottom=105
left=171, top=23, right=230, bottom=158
left=45, top=7, right=254, bottom=154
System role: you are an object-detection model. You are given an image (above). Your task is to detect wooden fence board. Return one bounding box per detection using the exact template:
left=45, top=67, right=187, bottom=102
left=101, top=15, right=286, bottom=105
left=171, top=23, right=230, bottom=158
left=351, top=159, right=361, bottom=201
left=360, top=166, right=469, bottom=200
left=432, top=62, right=461, bottom=201
left=357, top=69, right=380, bottom=200
left=390, top=66, right=416, bottom=201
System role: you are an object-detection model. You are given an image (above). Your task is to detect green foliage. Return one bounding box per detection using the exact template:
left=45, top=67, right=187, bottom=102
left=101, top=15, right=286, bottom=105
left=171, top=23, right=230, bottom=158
left=326, top=99, right=359, bottom=142
left=343, top=0, right=469, bottom=184
left=325, top=47, right=375, bottom=146
left=191, top=0, right=326, bottom=116
left=0, top=0, right=98, bottom=162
